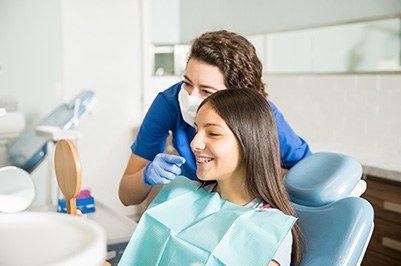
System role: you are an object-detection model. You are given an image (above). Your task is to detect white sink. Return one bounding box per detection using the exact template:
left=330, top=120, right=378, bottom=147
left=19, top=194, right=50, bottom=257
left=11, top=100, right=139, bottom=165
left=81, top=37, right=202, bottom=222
left=0, top=211, right=106, bottom=266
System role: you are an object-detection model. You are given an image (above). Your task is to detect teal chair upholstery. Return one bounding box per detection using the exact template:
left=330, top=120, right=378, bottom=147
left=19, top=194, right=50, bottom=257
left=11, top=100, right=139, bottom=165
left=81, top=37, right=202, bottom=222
left=285, top=152, right=374, bottom=266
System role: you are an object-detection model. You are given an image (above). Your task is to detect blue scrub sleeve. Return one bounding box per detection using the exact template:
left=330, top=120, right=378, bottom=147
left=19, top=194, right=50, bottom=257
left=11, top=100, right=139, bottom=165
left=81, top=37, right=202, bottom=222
left=131, top=93, right=176, bottom=161
left=269, top=101, right=312, bottom=168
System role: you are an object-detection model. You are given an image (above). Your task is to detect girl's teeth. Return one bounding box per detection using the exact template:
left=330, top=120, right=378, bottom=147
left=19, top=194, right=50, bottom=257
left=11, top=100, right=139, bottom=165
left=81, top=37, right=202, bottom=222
left=197, top=157, right=211, bottom=163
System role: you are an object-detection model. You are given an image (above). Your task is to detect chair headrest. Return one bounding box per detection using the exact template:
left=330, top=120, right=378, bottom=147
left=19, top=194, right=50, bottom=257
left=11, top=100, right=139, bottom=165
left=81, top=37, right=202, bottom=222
left=285, top=152, right=362, bottom=207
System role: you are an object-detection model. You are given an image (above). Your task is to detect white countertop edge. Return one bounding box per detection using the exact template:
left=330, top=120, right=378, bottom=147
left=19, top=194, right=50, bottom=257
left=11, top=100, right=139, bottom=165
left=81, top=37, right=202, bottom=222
left=362, top=165, right=401, bottom=183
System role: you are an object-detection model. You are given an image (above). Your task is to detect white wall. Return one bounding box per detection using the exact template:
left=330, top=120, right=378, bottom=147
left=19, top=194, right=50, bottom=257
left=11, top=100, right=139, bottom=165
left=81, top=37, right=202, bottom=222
left=151, top=0, right=180, bottom=44
left=0, top=0, right=62, bottom=125
left=266, top=73, right=401, bottom=173
left=0, top=0, right=63, bottom=208
left=61, top=0, right=142, bottom=215
left=0, top=0, right=177, bottom=218
left=0, top=0, right=143, bottom=217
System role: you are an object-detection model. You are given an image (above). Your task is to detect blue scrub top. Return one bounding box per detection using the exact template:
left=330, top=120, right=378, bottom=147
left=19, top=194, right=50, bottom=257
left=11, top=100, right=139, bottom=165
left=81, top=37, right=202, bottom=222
left=131, top=81, right=311, bottom=180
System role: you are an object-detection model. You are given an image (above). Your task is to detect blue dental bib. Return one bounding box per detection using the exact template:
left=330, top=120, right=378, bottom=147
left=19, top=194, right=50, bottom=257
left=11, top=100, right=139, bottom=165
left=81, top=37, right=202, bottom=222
left=119, top=176, right=296, bottom=266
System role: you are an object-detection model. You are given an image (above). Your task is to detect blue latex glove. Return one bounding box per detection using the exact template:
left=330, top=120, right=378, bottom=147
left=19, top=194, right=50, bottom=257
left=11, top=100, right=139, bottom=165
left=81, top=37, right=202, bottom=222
left=144, top=153, right=186, bottom=186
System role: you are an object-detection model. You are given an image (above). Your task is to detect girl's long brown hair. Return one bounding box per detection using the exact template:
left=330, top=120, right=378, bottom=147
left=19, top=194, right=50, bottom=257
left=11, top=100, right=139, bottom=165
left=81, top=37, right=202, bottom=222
left=199, top=89, right=301, bottom=266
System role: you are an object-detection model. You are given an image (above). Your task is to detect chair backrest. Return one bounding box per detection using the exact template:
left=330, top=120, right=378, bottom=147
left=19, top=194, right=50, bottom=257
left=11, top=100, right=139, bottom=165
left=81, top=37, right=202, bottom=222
left=285, top=152, right=374, bottom=266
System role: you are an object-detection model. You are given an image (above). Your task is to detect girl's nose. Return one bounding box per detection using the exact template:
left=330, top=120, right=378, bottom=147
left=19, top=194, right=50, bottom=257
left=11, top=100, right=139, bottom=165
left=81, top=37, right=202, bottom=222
left=191, top=136, right=205, bottom=151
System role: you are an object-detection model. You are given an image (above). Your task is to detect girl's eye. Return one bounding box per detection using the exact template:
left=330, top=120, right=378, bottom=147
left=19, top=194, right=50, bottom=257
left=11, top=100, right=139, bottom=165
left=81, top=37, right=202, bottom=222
left=208, top=132, right=220, bottom=137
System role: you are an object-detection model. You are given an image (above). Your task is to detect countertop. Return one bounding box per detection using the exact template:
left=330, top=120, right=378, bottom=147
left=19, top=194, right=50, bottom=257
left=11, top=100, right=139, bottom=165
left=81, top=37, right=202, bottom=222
left=310, top=142, right=401, bottom=183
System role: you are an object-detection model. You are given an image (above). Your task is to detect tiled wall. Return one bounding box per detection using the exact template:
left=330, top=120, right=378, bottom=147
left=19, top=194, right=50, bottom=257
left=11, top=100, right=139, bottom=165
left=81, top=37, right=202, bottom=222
left=265, top=74, right=401, bottom=169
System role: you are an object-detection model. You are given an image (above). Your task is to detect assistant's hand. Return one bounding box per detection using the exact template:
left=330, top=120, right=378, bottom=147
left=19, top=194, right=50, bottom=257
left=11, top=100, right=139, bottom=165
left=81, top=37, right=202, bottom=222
left=143, top=153, right=186, bottom=186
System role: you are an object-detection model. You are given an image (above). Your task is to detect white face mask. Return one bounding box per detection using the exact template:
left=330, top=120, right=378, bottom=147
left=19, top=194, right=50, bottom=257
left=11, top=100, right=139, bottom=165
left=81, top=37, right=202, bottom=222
left=178, top=86, right=204, bottom=127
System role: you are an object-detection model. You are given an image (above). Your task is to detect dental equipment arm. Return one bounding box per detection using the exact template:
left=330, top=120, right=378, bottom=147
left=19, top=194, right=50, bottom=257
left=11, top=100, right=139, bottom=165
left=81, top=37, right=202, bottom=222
left=6, top=90, right=95, bottom=173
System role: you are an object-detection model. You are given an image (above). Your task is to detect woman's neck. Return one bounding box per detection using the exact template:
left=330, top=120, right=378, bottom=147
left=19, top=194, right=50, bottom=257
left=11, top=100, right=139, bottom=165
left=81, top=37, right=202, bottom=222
left=214, top=179, right=254, bottom=206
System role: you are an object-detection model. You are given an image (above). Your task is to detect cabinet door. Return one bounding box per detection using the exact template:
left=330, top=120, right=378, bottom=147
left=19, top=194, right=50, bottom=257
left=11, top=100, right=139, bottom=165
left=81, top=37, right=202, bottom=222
left=364, top=177, right=401, bottom=226
left=362, top=176, right=401, bottom=264
left=362, top=250, right=401, bottom=266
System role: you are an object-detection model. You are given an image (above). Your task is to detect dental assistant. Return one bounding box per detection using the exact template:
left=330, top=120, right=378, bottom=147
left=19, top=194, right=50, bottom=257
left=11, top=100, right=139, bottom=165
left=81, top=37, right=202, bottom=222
left=119, top=30, right=311, bottom=206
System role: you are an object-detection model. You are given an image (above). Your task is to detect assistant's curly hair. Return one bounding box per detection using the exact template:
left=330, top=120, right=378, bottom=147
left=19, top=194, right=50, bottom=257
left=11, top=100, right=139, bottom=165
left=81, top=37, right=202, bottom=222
left=188, top=30, right=267, bottom=97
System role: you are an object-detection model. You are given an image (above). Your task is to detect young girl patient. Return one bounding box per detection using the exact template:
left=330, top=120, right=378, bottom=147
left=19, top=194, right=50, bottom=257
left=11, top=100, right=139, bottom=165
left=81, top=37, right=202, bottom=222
left=119, top=89, right=301, bottom=266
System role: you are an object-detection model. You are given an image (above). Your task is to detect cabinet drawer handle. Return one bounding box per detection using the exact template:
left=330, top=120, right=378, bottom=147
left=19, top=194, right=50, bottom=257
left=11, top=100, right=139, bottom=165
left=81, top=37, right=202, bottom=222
left=383, top=201, right=401, bottom=214
left=382, top=237, right=401, bottom=252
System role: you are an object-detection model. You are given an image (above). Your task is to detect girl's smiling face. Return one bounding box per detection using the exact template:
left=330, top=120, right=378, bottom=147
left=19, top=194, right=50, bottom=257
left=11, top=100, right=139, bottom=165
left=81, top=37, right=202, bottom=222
left=190, top=103, right=245, bottom=184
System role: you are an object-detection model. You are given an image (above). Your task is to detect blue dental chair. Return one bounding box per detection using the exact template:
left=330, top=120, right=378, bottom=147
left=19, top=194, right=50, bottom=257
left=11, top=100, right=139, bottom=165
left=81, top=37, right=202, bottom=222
left=285, top=152, right=374, bottom=266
